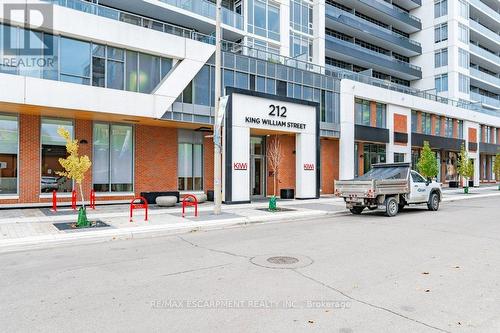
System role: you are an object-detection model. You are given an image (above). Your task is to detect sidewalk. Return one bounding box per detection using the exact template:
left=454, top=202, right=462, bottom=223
left=1, top=186, right=499, bottom=253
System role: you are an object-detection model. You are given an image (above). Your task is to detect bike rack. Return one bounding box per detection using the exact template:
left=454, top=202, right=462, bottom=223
left=90, top=190, right=96, bottom=210
left=51, top=190, right=57, bottom=212
left=182, top=194, right=198, bottom=218
left=71, top=190, right=77, bottom=211
left=130, top=196, right=148, bottom=222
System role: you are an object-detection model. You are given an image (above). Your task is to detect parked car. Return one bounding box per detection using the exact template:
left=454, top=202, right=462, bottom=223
left=335, top=163, right=442, bottom=217
left=41, top=176, right=63, bottom=192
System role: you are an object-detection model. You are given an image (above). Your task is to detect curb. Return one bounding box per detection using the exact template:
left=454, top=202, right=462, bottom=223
left=0, top=209, right=347, bottom=253
left=1, top=192, right=499, bottom=253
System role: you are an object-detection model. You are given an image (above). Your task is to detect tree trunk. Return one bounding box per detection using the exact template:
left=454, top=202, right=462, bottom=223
left=78, top=183, right=85, bottom=209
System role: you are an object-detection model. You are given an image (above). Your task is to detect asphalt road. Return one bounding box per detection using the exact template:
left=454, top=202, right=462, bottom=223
left=1, top=196, right=500, bottom=333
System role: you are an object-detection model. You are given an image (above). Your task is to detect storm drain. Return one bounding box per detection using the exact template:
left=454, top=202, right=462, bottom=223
left=250, top=255, right=313, bottom=269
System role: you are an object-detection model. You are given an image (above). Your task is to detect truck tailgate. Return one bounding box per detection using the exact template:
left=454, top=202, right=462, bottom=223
left=335, top=180, right=374, bottom=197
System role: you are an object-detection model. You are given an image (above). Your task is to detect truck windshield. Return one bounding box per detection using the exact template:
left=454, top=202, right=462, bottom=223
left=357, top=166, right=409, bottom=180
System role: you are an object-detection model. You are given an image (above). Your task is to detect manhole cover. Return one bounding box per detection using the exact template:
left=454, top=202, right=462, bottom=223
left=250, top=255, right=313, bottom=269
left=267, top=256, right=299, bottom=265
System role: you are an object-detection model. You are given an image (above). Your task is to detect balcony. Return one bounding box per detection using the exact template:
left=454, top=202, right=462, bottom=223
left=158, top=0, right=243, bottom=30
left=325, top=4, right=421, bottom=56
left=470, top=91, right=500, bottom=109
left=470, top=68, right=500, bottom=88
left=325, top=35, right=422, bottom=80
left=469, top=0, right=500, bottom=24
left=469, top=20, right=500, bottom=45
left=470, top=44, right=500, bottom=68
left=358, top=0, right=421, bottom=31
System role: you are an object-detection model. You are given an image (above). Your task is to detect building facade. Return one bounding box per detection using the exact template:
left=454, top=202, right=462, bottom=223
left=0, top=0, right=499, bottom=207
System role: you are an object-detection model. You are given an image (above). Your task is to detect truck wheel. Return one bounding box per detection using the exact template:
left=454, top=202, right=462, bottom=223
left=350, top=207, right=364, bottom=215
left=427, top=192, right=439, bottom=211
left=385, top=197, right=399, bottom=217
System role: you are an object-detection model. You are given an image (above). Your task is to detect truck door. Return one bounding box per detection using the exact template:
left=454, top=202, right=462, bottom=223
left=410, top=171, right=428, bottom=203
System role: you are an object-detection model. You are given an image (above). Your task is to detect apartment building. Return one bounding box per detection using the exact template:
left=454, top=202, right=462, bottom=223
left=0, top=0, right=499, bottom=207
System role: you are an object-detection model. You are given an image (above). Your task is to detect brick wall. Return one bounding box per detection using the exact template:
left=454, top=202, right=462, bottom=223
left=135, top=125, right=178, bottom=195
left=75, top=119, right=93, bottom=199
left=204, top=137, right=214, bottom=192
left=19, top=114, right=40, bottom=203
left=320, top=138, right=339, bottom=194
left=266, top=135, right=295, bottom=196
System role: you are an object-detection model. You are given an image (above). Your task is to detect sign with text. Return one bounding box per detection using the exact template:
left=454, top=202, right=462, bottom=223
left=232, top=95, right=315, bottom=136
left=233, top=162, right=248, bottom=170
left=303, top=163, right=315, bottom=171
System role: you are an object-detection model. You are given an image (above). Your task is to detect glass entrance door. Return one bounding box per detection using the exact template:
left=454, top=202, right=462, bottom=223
left=250, top=137, right=266, bottom=199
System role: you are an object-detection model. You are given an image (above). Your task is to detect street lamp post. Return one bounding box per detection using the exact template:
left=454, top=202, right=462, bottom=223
left=213, top=0, right=222, bottom=215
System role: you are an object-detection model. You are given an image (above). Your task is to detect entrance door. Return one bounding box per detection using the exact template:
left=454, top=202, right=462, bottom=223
left=250, top=137, right=266, bottom=199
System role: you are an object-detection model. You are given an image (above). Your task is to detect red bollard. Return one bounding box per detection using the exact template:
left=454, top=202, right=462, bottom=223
left=71, top=190, right=77, bottom=211
left=90, top=190, right=96, bottom=210
left=182, top=194, right=198, bottom=218
left=51, top=190, right=57, bottom=212
left=130, top=197, right=148, bottom=222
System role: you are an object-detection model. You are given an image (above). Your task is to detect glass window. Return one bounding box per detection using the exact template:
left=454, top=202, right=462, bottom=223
left=421, top=113, right=431, bottom=135
left=394, top=153, right=405, bottom=163
left=411, top=110, right=418, bottom=132
left=194, top=65, right=210, bottom=106
left=266, top=78, right=276, bottom=94
left=376, top=103, right=386, bottom=128
left=435, top=116, right=441, bottom=136
left=434, top=48, right=448, bottom=68
left=435, top=74, right=448, bottom=92
left=459, top=74, right=469, bottom=93
left=434, top=23, right=448, bottom=43
left=93, top=123, right=134, bottom=192
left=107, top=59, right=124, bottom=90
left=434, top=0, right=447, bottom=18
left=178, top=143, right=203, bottom=191
left=0, top=115, right=18, bottom=195
left=60, top=37, right=91, bottom=84
left=92, top=44, right=106, bottom=88
left=126, top=51, right=138, bottom=92
left=256, top=76, right=266, bottom=92
left=290, top=0, right=313, bottom=34
left=138, top=53, right=161, bottom=93
left=235, top=72, right=249, bottom=89
left=41, top=118, right=74, bottom=193
left=458, top=23, right=469, bottom=44
left=355, top=98, right=370, bottom=126
left=42, top=33, right=59, bottom=81
left=459, top=0, right=468, bottom=18
left=411, top=171, right=426, bottom=183
left=458, top=48, right=469, bottom=69
left=0, top=25, right=19, bottom=75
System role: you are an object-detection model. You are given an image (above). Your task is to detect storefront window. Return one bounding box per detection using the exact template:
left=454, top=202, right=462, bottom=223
left=92, top=123, right=134, bottom=192
left=445, top=151, right=458, bottom=181
left=41, top=118, right=74, bottom=193
left=0, top=115, right=18, bottom=195
left=178, top=130, right=203, bottom=191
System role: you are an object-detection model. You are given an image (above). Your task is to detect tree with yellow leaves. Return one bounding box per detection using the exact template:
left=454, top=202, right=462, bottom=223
left=57, top=127, right=92, bottom=226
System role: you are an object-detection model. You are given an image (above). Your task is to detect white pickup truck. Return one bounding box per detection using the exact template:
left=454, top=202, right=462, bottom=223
left=334, top=163, right=442, bottom=217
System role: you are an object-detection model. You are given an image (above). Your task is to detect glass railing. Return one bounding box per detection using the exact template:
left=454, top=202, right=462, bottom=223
left=373, top=0, right=421, bottom=23
left=470, top=68, right=500, bottom=87
left=469, top=0, right=500, bottom=23
left=158, top=0, right=243, bottom=30
left=22, top=0, right=500, bottom=118
left=470, top=92, right=500, bottom=108
left=469, top=20, right=500, bottom=43
left=326, top=5, right=421, bottom=47
left=470, top=44, right=500, bottom=64
left=42, top=0, right=209, bottom=40
left=325, top=34, right=422, bottom=71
